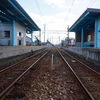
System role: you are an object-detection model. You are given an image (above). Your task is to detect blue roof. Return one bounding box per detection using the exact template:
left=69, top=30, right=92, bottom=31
left=0, top=0, right=40, bottom=31
left=68, top=8, right=100, bottom=33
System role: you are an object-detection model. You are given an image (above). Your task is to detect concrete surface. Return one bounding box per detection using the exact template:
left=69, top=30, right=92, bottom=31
left=61, top=46, right=100, bottom=66
left=0, top=46, right=47, bottom=59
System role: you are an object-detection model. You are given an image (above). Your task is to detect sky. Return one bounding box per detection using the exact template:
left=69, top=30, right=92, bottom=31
left=17, top=0, right=100, bottom=44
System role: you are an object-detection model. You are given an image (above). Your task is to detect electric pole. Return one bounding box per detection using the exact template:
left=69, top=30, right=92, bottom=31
left=39, top=31, right=41, bottom=45
left=67, top=25, right=69, bottom=44
left=59, top=36, right=60, bottom=46
left=44, top=24, right=45, bottom=43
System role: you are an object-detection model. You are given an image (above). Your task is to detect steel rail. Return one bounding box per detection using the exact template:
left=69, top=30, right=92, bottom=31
left=60, top=48, right=100, bottom=78
left=0, top=48, right=48, bottom=75
left=57, top=48, right=95, bottom=100
left=0, top=49, right=50, bottom=100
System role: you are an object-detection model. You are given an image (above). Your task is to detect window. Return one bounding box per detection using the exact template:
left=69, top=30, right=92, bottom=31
left=87, top=35, right=91, bottom=42
left=4, top=31, right=10, bottom=38
left=0, top=30, right=10, bottom=38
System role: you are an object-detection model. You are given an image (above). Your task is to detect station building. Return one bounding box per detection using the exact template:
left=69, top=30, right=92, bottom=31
left=68, top=8, right=100, bottom=48
left=0, top=0, right=40, bottom=46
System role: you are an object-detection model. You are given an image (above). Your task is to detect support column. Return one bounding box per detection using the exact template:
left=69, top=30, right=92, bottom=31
left=12, top=19, right=14, bottom=46
left=31, top=31, right=33, bottom=46
left=39, top=31, right=41, bottom=45
left=81, top=28, right=84, bottom=47
left=25, top=28, right=27, bottom=46
left=75, top=32, right=77, bottom=47
left=44, top=24, right=46, bottom=43
left=94, top=19, right=98, bottom=48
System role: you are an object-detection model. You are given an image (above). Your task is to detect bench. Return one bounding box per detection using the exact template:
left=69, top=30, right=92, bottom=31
left=85, top=42, right=91, bottom=46
left=85, top=42, right=94, bottom=47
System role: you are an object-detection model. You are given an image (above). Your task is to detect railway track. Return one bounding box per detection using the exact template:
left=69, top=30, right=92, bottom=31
left=0, top=48, right=48, bottom=75
left=4, top=47, right=93, bottom=100
left=1, top=47, right=100, bottom=99
left=57, top=48, right=100, bottom=100
left=0, top=49, right=50, bottom=100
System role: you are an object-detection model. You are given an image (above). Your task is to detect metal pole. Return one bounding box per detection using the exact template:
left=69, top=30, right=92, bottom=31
left=31, top=31, right=33, bottom=46
left=52, top=37, right=53, bottom=45
left=67, top=25, right=69, bottom=44
left=44, top=24, right=45, bottom=43
left=51, top=54, right=53, bottom=70
left=50, top=37, right=51, bottom=42
left=59, top=36, right=60, bottom=46
left=39, top=31, right=41, bottom=45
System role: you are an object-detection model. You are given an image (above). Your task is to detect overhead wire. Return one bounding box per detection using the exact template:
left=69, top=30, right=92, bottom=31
left=74, top=0, right=96, bottom=19
left=68, top=0, right=83, bottom=25
left=61, top=0, right=75, bottom=29
left=61, top=0, right=95, bottom=41
left=96, top=0, right=100, bottom=7
left=86, top=0, right=94, bottom=7
left=34, top=0, right=45, bottom=24
left=67, top=0, right=94, bottom=27
left=75, top=0, right=94, bottom=17
left=89, top=0, right=96, bottom=7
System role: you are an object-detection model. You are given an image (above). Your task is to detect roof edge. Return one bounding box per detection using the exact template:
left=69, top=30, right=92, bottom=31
left=8, top=0, right=41, bottom=31
left=68, top=8, right=100, bottom=32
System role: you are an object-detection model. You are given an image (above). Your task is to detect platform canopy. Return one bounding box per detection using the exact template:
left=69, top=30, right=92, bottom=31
left=0, top=0, right=40, bottom=31
left=68, top=8, right=100, bottom=33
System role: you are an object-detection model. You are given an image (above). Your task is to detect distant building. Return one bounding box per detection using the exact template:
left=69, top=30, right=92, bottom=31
left=61, top=40, right=65, bottom=46
left=46, top=40, right=52, bottom=47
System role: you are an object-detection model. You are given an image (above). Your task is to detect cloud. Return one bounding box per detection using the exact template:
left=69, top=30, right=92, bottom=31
left=28, top=12, right=44, bottom=24
left=75, top=0, right=80, bottom=4
left=68, top=4, right=73, bottom=8
left=28, top=12, right=65, bottom=30
left=43, top=15, right=65, bottom=30
left=28, top=11, right=78, bottom=31
left=44, top=0, right=66, bottom=8
left=27, top=12, right=75, bottom=44
left=56, top=12, right=78, bottom=20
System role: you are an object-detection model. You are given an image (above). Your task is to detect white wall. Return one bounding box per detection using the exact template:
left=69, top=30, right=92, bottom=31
left=0, top=46, right=47, bottom=59
left=14, top=19, right=26, bottom=46
left=0, top=23, right=12, bottom=45
left=0, top=20, right=26, bottom=46
left=47, top=43, right=52, bottom=47
left=98, top=18, right=100, bottom=48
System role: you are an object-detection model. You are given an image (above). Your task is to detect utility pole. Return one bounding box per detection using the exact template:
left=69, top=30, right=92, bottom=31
left=67, top=25, right=69, bottom=44
left=39, top=31, right=41, bottom=45
left=44, top=24, right=45, bottom=43
left=59, top=36, right=60, bottom=46
left=49, top=37, right=51, bottom=42
left=52, top=37, right=53, bottom=45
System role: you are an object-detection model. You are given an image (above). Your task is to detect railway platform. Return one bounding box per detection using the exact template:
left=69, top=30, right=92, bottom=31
left=0, top=46, right=47, bottom=65
left=61, top=46, right=100, bottom=66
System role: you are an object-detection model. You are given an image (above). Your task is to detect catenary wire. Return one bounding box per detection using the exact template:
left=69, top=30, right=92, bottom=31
left=68, top=0, right=83, bottom=25
left=61, top=0, right=75, bottom=29
left=67, top=0, right=94, bottom=28
left=34, top=0, right=45, bottom=24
